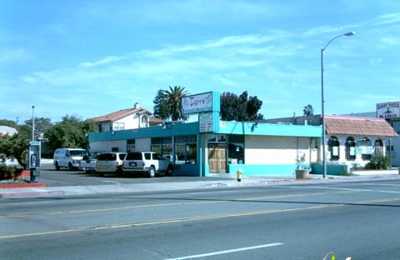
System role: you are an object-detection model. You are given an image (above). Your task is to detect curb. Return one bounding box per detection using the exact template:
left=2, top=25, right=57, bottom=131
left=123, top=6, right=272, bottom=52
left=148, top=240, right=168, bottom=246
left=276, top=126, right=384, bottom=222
left=0, top=182, right=46, bottom=189
left=1, top=174, right=400, bottom=199
left=0, top=190, right=63, bottom=198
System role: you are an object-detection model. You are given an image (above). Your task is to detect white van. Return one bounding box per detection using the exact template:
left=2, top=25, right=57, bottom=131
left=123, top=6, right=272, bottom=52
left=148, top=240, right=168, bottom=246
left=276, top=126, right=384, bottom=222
left=53, top=148, right=86, bottom=170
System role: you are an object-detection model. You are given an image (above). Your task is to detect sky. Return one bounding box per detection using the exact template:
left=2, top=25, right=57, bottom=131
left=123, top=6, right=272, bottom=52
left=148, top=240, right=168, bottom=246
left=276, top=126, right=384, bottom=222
left=1, top=0, right=400, bottom=124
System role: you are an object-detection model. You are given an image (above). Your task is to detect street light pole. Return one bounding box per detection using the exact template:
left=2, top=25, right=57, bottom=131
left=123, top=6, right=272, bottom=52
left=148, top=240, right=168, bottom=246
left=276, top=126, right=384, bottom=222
left=321, top=31, right=355, bottom=179
left=32, top=105, right=35, bottom=141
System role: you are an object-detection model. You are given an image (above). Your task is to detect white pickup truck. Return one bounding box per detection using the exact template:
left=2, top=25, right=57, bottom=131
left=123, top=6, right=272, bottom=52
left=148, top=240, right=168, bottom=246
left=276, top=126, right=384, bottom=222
left=79, top=153, right=98, bottom=173
left=122, top=151, right=173, bottom=177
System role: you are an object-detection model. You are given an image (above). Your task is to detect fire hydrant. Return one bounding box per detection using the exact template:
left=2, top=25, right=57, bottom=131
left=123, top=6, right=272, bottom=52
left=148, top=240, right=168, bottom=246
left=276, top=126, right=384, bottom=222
left=236, top=169, right=243, bottom=182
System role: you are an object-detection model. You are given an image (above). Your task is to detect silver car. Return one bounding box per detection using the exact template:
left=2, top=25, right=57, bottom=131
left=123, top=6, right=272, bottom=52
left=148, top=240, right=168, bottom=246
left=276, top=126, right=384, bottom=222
left=96, top=152, right=127, bottom=177
left=122, top=151, right=173, bottom=177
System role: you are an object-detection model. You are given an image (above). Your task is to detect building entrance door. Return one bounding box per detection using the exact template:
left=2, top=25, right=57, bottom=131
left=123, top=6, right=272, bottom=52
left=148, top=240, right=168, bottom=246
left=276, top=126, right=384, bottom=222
left=208, top=143, right=227, bottom=173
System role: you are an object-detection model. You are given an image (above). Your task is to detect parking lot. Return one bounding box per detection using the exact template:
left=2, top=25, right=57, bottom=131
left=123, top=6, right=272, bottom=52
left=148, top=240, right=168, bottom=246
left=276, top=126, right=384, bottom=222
left=36, top=163, right=227, bottom=187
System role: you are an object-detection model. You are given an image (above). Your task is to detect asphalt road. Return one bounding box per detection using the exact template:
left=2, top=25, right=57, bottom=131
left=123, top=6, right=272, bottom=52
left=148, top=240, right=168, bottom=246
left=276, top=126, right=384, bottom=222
left=1, top=180, right=400, bottom=260
left=36, top=163, right=228, bottom=187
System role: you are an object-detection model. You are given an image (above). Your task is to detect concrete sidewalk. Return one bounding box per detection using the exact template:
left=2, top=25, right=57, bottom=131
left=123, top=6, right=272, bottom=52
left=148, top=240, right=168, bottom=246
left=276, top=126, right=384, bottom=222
left=1, top=169, right=399, bottom=199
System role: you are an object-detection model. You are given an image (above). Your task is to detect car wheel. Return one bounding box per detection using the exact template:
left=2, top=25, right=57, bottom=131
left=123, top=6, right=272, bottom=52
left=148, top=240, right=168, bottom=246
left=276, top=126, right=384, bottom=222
left=68, top=163, right=73, bottom=171
left=149, top=166, right=156, bottom=178
left=166, top=165, right=173, bottom=176
left=98, top=172, right=104, bottom=177
left=55, top=162, right=60, bottom=171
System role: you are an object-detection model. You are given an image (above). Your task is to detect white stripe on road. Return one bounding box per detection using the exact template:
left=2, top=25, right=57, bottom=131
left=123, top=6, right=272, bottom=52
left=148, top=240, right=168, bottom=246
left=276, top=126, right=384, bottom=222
left=163, top=243, right=283, bottom=260
left=293, top=186, right=400, bottom=194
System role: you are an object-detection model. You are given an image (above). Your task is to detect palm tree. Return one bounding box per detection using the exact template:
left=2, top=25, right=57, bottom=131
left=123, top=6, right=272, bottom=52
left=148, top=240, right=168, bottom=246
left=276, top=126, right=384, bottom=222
left=163, top=86, right=188, bottom=121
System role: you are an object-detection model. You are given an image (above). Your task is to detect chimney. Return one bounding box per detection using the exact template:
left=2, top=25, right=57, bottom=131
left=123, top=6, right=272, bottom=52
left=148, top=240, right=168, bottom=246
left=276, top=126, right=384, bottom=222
left=134, top=102, right=141, bottom=109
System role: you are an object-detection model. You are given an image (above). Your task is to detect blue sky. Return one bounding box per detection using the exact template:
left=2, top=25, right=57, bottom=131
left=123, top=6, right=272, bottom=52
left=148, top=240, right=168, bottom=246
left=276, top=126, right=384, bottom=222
left=1, top=0, right=400, bottom=123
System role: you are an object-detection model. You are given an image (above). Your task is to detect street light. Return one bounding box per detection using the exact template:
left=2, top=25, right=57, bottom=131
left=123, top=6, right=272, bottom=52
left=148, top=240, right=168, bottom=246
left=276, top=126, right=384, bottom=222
left=32, top=105, right=35, bottom=141
left=321, top=31, right=355, bottom=179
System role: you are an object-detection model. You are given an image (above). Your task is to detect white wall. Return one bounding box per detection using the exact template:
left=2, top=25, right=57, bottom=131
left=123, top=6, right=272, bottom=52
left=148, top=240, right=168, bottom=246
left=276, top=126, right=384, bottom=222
left=245, top=136, right=314, bottom=164
left=110, top=114, right=150, bottom=131
left=115, top=115, right=139, bottom=130
left=89, top=140, right=127, bottom=153
left=325, top=135, right=389, bottom=167
left=391, top=137, right=400, bottom=166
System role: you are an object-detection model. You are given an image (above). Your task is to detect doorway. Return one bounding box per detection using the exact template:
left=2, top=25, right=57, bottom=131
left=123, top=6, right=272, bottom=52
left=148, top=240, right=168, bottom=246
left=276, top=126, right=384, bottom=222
left=208, top=143, right=227, bottom=173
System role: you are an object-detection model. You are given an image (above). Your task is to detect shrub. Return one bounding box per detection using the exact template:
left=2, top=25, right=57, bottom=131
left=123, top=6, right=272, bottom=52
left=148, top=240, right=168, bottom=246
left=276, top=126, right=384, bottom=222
left=365, top=155, right=391, bottom=170
left=0, top=165, right=23, bottom=181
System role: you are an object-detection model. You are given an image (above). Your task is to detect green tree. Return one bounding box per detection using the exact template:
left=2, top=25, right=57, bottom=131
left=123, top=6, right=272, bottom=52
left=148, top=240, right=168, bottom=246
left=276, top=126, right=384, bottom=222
left=0, top=119, right=18, bottom=128
left=303, top=104, right=314, bottom=116
left=220, top=91, right=264, bottom=121
left=163, top=86, right=189, bottom=121
left=24, top=117, right=54, bottom=140
left=153, top=89, right=170, bottom=120
left=247, top=94, right=264, bottom=120
left=45, top=115, right=98, bottom=151
left=220, top=92, right=238, bottom=121
left=0, top=125, right=30, bottom=169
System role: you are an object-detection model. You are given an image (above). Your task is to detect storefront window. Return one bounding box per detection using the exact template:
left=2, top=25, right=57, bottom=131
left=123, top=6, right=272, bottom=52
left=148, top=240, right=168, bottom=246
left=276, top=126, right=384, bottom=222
left=228, top=135, right=244, bottom=164
left=173, top=135, right=197, bottom=164
left=186, top=144, right=197, bottom=164
left=328, top=136, right=340, bottom=161
left=207, top=134, right=226, bottom=143
left=375, top=139, right=384, bottom=156
left=151, top=137, right=172, bottom=157
left=345, top=137, right=356, bottom=161
left=360, top=137, right=372, bottom=160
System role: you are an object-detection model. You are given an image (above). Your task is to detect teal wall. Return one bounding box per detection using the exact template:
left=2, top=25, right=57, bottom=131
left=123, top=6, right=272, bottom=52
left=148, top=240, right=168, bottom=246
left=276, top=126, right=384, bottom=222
left=89, top=122, right=199, bottom=142
left=228, top=164, right=297, bottom=176
left=173, top=164, right=200, bottom=176
left=219, top=121, right=321, bottom=137
left=311, top=163, right=348, bottom=176
left=89, top=120, right=321, bottom=142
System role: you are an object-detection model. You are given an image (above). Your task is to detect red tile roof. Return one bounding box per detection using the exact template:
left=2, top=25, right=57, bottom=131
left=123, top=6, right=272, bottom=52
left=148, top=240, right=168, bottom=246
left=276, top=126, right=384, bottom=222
left=325, top=115, right=397, bottom=137
left=91, top=107, right=152, bottom=123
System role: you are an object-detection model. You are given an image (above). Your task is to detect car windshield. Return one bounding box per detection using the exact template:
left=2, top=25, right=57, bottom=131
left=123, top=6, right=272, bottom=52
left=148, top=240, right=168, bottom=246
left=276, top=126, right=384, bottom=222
left=125, top=153, right=142, bottom=160
left=98, top=153, right=116, bottom=160
left=70, top=150, right=85, bottom=156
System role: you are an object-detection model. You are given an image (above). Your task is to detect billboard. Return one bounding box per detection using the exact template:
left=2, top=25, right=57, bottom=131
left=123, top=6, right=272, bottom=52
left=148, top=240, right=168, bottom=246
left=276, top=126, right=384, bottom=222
left=376, top=102, right=400, bottom=119
left=182, top=92, right=213, bottom=115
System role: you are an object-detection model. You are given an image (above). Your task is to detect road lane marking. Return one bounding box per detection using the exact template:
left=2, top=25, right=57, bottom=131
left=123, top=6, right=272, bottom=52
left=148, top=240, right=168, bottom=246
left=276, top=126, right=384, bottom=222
left=162, top=243, right=283, bottom=260
left=362, top=183, right=400, bottom=187
left=0, top=203, right=345, bottom=240
left=1, top=190, right=356, bottom=218
left=297, top=186, right=400, bottom=194
left=3, top=195, right=400, bottom=240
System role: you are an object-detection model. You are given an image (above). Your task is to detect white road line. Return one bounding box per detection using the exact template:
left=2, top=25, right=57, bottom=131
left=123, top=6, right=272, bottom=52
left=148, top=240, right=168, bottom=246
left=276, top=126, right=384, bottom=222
left=361, top=183, right=400, bottom=187
left=163, top=243, right=283, bottom=260
left=292, top=186, right=400, bottom=194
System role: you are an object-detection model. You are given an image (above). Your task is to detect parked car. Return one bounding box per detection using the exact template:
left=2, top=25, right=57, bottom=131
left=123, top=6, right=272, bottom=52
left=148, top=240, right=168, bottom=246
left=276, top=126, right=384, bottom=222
left=0, top=157, right=20, bottom=167
left=96, top=152, right=127, bottom=177
left=122, top=151, right=173, bottom=177
left=79, top=152, right=99, bottom=174
left=53, top=148, right=86, bottom=170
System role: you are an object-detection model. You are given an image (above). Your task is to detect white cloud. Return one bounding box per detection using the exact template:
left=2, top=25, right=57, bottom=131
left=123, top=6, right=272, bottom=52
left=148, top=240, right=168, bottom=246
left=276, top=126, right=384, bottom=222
left=0, top=48, right=29, bottom=63
left=373, top=12, right=400, bottom=25
left=80, top=55, right=127, bottom=68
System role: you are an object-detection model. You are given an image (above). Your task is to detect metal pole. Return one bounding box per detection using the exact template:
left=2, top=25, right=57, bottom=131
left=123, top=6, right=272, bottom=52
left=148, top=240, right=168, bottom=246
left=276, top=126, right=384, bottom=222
left=321, top=49, right=327, bottom=179
left=32, top=105, right=35, bottom=141
left=320, top=31, right=355, bottom=179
